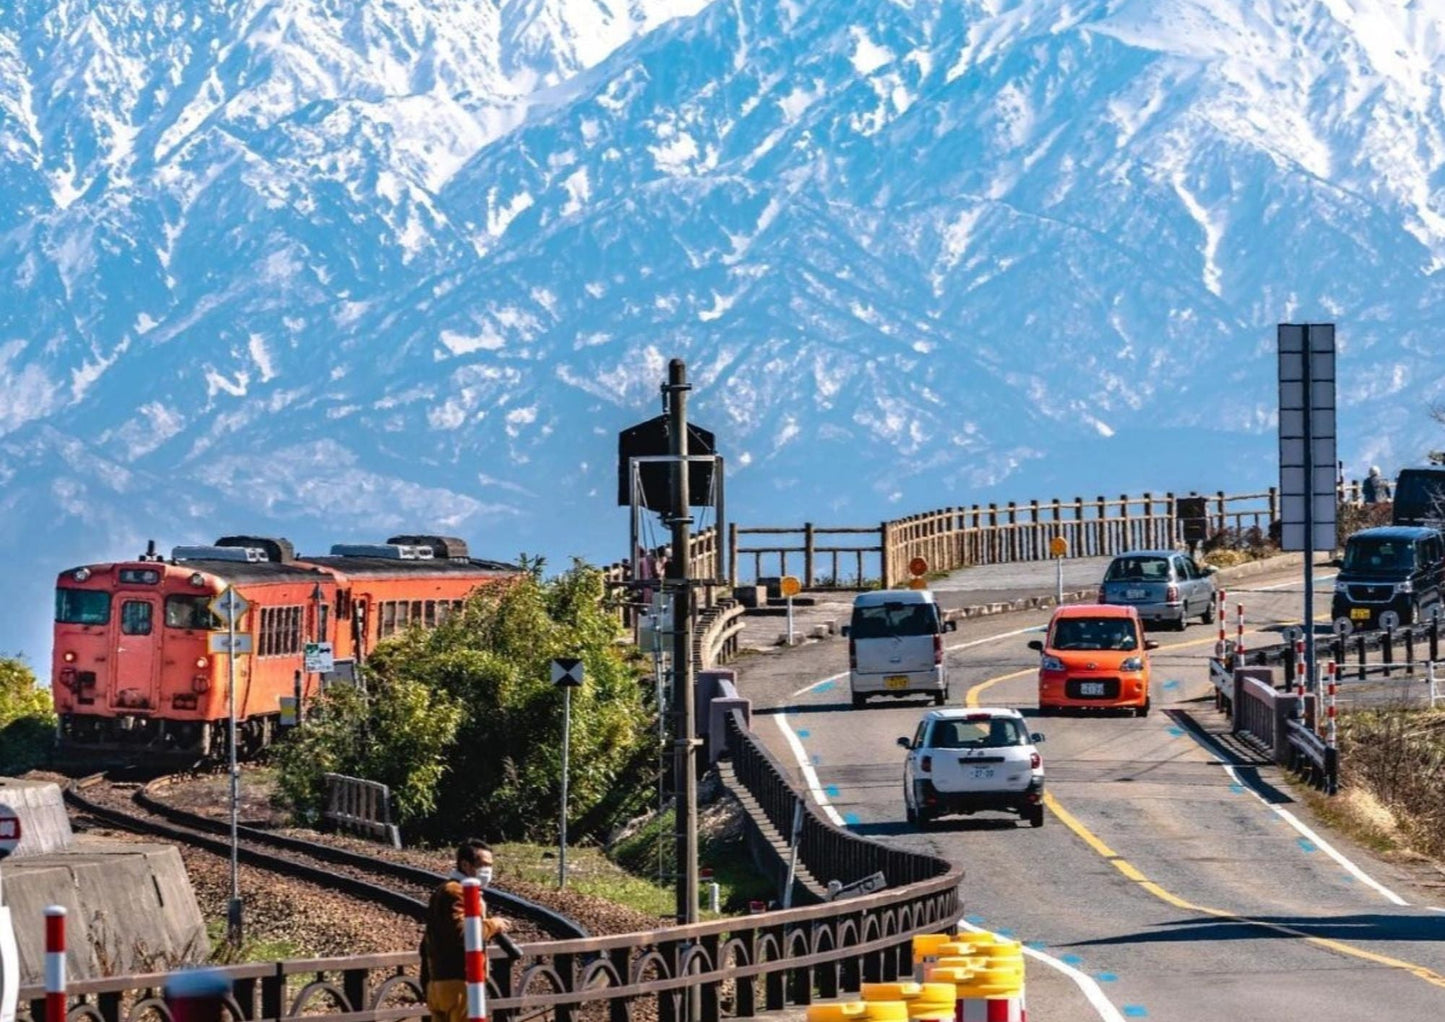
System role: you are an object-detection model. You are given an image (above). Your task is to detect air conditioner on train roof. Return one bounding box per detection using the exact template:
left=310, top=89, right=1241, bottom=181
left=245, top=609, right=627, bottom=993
left=173, top=545, right=268, bottom=563
left=329, top=543, right=434, bottom=560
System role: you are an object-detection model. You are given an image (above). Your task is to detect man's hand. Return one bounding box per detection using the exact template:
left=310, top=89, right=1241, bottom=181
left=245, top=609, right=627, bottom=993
left=493, top=917, right=512, bottom=934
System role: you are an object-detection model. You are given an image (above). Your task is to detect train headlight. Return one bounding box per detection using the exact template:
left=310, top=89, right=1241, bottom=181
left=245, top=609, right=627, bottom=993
left=189, top=572, right=206, bottom=587
left=195, top=656, right=209, bottom=669
left=62, top=651, right=76, bottom=663
left=73, top=567, right=91, bottom=582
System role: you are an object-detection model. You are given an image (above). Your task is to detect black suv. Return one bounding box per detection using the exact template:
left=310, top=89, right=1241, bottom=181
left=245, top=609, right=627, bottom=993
left=1331, top=526, right=1445, bottom=631
left=1392, top=467, right=1445, bottom=527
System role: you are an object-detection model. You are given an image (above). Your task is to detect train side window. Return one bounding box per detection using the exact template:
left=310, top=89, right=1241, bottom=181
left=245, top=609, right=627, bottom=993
left=381, top=601, right=397, bottom=639
left=424, top=601, right=437, bottom=628
left=165, top=595, right=216, bottom=630
left=121, top=600, right=153, bottom=635
left=411, top=600, right=423, bottom=625
left=287, top=606, right=301, bottom=654
left=317, top=603, right=330, bottom=640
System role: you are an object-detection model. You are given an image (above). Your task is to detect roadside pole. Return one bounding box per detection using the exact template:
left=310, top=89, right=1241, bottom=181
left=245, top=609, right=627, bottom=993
left=207, top=586, right=251, bottom=946
left=550, top=658, right=584, bottom=890
left=781, top=575, right=800, bottom=644
left=1050, top=536, right=1068, bottom=602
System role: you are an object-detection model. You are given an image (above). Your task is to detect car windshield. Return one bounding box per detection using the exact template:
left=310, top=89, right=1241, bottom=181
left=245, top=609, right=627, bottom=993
left=929, top=717, right=1026, bottom=749
left=1343, top=538, right=1414, bottom=573
left=850, top=602, right=938, bottom=639
left=1050, top=617, right=1138, bottom=651
left=1104, top=556, right=1171, bottom=582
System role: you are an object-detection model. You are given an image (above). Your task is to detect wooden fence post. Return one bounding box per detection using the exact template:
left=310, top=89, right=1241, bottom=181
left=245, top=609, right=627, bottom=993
left=728, top=523, right=739, bottom=587
left=1095, top=496, right=1107, bottom=555
left=1073, top=497, right=1085, bottom=556
left=1006, top=502, right=1018, bottom=562
left=880, top=521, right=893, bottom=589
left=804, top=523, right=816, bottom=589
left=1118, top=494, right=1130, bottom=554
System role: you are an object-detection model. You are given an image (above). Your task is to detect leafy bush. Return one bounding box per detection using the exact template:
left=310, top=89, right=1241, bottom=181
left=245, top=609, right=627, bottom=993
left=275, top=562, right=655, bottom=842
left=0, top=655, right=55, bottom=773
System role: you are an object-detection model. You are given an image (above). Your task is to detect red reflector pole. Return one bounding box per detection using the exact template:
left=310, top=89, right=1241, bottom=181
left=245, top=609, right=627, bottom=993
left=462, top=877, right=488, bottom=1022
left=44, top=906, right=66, bottom=1022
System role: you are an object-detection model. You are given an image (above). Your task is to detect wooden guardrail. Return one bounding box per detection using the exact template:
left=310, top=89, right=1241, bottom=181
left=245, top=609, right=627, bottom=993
left=323, top=773, right=401, bottom=848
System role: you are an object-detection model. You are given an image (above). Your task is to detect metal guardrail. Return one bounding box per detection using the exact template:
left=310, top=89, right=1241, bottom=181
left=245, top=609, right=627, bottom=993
left=324, top=773, right=401, bottom=848
left=1211, top=661, right=1337, bottom=794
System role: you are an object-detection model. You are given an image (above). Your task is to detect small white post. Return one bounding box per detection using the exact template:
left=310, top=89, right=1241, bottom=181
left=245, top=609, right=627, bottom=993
left=708, top=882, right=720, bottom=913
left=786, top=594, right=794, bottom=645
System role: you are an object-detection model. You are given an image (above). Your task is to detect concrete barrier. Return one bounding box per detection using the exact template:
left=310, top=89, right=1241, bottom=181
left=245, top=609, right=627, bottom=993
left=0, top=781, right=73, bottom=859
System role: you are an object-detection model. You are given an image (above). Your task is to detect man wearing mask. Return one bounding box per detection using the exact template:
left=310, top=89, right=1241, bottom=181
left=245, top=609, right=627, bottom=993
left=420, top=839, right=513, bottom=1022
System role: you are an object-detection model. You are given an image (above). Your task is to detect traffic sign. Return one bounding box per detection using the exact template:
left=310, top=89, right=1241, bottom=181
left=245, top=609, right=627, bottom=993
left=908, top=557, right=928, bottom=577
left=0, top=805, right=20, bottom=859
left=207, top=632, right=254, bottom=655
left=779, top=576, right=801, bottom=598
left=278, top=697, right=298, bottom=727
left=209, top=588, right=250, bottom=627
left=551, top=657, right=584, bottom=687
left=1049, top=536, right=1068, bottom=558
left=304, top=642, right=334, bottom=673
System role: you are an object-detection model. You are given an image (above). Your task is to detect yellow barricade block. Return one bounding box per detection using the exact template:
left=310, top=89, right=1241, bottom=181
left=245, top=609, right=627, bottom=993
left=922, top=966, right=972, bottom=986
left=912, top=934, right=954, bottom=960
left=861, top=983, right=922, bottom=1002
left=956, top=966, right=1023, bottom=998
left=806, top=1003, right=867, bottom=1022
left=860, top=1001, right=910, bottom=1022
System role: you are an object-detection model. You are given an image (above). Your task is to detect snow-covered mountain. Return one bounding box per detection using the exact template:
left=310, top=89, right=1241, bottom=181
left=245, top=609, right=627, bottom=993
left=4, top=0, right=1445, bottom=665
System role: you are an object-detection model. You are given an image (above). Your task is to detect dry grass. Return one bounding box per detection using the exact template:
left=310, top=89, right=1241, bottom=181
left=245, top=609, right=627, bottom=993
left=1334, top=709, right=1445, bottom=862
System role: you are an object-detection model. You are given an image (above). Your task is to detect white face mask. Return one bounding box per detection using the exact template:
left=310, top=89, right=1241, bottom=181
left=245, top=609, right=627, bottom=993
left=476, top=866, right=493, bottom=887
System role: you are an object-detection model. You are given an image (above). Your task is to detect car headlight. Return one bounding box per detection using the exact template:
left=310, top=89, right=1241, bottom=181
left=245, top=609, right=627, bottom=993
left=1396, top=580, right=1414, bottom=594
left=1040, top=655, right=1065, bottom=672
left=1120, top=657, right=1144, bottom=672
left=1334, top=580, right=1348, bottom=594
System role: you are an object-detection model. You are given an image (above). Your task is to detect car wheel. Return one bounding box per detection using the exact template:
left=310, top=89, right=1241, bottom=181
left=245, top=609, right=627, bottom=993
left=1200, top=596, right=1215, bottom=625
left=1135, top=698, right=1151, bottom=718
left=1029, top=804, right=1045, bottom=828
left=933, top=690, right=947, bottom=706
left=917, top=810, right=935, bottom=830
left=1174, top=611, right=1188, bottom=632
left=905, top=802, right=917, bottom=826
left=851, top=693, right=867, bottom=709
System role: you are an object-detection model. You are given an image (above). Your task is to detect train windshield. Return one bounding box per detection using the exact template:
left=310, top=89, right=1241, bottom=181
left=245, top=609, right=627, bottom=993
left=165, top=595, right=218, bottom=630
left=55, top=588, right=111, bottom=624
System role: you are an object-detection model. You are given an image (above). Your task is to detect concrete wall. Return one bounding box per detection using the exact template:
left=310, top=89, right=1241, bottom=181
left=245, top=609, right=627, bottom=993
left=2, top=842, right=209, bottom=985
left=0, top=779, right=74, bottom=857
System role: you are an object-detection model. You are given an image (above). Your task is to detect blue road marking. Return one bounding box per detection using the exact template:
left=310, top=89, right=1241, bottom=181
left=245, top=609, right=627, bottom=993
left=1122, top=1007, right=1149, bottom=1018
left=1060, top=953, right=1083, bottom=966
left=965, top=914, right=985, bottom=925
left=1025, top=941, right=1045, bottom=950
left=825, top=785, right=840, bottom=798
left=1096, top=973, right=1117, bottom=982
left=811, top=754, right=822, bottom=765
left=1167, top=726, right=1185, bottom=737
left=995, top=928, right=1014, bottom=937
left=1229, top=783, right=1246, bottom=794
left=796, top=729, right=810, bottom=738
left=1162, top=680, right=1180, bottom=690
left=1342, top=874, right=1355, bottom=882
left=844, top=812, right=861, bottom=826
left=815, top=681, right=835, bottom=693
left=1298, top=837, right=1318, bottom=853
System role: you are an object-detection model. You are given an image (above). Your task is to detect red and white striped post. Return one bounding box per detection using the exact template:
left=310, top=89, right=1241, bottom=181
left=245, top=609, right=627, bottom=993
left=462, top=877, right=488, bottom=1022
left=44, top=906, right=65, bottom=1022
left=1214, top=589, right=1227, bottom=659
left=1234, top=603, right=1245, bottom=667
left=1325, top=660, right=1338, bottom=747
left=1294, top=637, right=1307, bottom=716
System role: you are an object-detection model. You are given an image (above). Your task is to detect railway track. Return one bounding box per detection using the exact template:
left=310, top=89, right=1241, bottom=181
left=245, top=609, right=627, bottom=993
left=63, top=773, right=588, bottom=947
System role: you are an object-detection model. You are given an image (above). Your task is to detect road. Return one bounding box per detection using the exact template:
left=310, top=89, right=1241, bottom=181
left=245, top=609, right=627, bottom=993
left=731, top=559, right=1445, bottom=1021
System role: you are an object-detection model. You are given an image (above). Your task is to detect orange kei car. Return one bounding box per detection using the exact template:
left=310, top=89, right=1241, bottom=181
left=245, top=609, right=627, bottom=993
left=1028, top=604, right=1158, bottom=717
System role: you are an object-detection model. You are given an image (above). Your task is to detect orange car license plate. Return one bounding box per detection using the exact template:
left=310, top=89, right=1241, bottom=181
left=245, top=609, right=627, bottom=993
left=885, top=676, right=909, bottom=689
left=1350, top=608, right=1371, bottom=621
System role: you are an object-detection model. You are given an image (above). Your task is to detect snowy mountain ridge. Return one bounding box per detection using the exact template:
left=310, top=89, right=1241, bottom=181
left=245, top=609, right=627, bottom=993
left=3, top=0, right=1445, bottom=664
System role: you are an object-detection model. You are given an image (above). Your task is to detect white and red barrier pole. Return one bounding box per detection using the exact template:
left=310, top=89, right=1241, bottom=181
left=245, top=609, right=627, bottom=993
left=1215, top=589, right=1227, bottom=659
left=1295, top=637, right=1307, bottom=715
left=462, top=878, right=488, bottom=1022
left=1325, top=660, right=1338, bottom=746
left=1235, top=603, right=1245, bottom=667
left=44, top=907, right=65, bottom=1022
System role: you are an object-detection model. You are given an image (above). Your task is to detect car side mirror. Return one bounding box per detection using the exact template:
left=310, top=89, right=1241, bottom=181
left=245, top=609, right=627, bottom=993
left=945, top=620, right=957, bottom=632
left=840, top=625, right=850, bottom=637
left=1202, top=565, right=1218, bottom=575
left=1030, top=732, right=1045, bottom=744
left=1330, top=558, right=1343, bottom=568
left=896, top=736, right=912, bottom=749
left=1027, top=639, right=1043, bottom=652
left=1144, top=640, right=1159, bottom=650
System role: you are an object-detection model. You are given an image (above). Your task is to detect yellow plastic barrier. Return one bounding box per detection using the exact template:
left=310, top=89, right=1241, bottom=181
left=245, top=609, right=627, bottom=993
left=860, top=1001, right=910, bottom=1022
left=923, top=966, right=972, bottom=986
left=957, top=966, right=1023, bottom=997
left=805, top=1003, right=867, bottom=1022
left=861, top=983, right=922, bottom=1001
left=912, top=934, right=954, bottom=960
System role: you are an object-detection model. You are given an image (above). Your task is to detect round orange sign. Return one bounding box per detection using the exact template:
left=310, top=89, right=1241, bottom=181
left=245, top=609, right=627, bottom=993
left=779, top=575, right=801, bottom=597
left=908, top=556, right=928, bottom=577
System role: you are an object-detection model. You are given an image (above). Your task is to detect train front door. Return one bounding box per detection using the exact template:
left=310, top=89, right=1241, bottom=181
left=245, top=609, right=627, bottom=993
left=110, top=596, right=160, bottom=711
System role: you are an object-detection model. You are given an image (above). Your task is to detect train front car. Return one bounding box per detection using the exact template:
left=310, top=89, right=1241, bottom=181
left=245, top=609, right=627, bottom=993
left=52, top=536, right=335, bottom=759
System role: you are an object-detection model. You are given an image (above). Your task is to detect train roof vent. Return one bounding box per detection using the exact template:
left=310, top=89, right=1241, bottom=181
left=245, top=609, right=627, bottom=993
left=215, top=535, right=295, bottom=564
left=173, top=545, right=267, bottom=563
left=329, top=543, right=434, bottom=560
left=386, top=535, right=470, bottom=560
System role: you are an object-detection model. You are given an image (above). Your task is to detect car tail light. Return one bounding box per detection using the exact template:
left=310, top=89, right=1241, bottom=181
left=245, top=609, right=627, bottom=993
left=849, top=639, right=857, bottom=669
left=920, top=755, right=932, bottom=773
left=1030, top=752, right=1041, bottom=769
left=933, top=635, right=943, bottom=665
left=1166, top=584, right=1179, bottom=602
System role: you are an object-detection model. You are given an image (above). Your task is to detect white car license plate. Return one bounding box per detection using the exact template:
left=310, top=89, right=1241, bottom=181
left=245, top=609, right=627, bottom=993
left=972, top=767, right=994, bottom=779
left=1125, top=588, right=1146, bottom=599
left=1080, top=681, right=1105, bottom=696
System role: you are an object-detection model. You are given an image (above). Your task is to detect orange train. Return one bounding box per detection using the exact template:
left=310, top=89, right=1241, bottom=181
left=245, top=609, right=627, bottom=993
left=52, top=534, right=519, bottom=756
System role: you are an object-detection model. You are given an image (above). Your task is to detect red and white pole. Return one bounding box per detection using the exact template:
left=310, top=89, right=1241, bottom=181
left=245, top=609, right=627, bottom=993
left=44, top=906, right=65, bottom=1022
left=1326, top=660, right=1338, bottom=747
left=1295, top=637, right=1307, bottom=714
left=1235, top=603, right=1245, bottom=666
left=462, top=878, right=488, bottom=1022
left=1215, top=589, right=1227, bottom=659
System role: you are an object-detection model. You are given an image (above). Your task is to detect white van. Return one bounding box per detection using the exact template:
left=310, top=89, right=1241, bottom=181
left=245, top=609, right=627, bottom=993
left=842, top=589, right=955, bottom=708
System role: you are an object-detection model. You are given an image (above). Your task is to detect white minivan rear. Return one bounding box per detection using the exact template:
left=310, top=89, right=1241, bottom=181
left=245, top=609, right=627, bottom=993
left=843, top=590, right=955, bottom=708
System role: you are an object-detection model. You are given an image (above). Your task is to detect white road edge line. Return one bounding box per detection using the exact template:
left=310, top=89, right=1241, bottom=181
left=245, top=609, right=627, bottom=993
left=1176, top=718, right=1408, bottom=905
left=772, top=713, right=845, bottom=826
left=956, top=921, right=1125, bottom=1022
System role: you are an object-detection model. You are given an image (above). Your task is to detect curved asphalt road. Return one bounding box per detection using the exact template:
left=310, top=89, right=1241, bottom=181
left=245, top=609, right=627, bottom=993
left=732, top=565, right=1445, bottom=1021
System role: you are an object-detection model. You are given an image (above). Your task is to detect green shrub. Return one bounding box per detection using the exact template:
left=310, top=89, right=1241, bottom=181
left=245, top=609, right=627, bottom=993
left=0, top=655, right=55, bottom=774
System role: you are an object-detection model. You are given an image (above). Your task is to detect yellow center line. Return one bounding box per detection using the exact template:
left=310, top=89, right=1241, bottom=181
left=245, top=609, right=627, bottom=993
left=965, top=634, right=1445, bottom=990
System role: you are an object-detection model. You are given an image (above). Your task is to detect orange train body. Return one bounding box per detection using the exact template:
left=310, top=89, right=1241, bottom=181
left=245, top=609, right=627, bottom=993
left=51, top=535, right=518, bottom=756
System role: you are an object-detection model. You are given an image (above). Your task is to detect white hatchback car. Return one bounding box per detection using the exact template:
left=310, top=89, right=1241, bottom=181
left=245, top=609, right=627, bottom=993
left=898, top=707, right=1046, bottom=828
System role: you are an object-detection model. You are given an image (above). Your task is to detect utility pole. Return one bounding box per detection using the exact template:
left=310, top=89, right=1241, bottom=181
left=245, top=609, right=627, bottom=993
left=665, top=358, right=699, bottom=927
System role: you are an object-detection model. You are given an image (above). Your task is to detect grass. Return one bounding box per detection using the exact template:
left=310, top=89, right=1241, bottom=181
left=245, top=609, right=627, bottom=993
left=204, top=918, right=303, bottom=965
left=497, top=839, right=678, bottom=917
